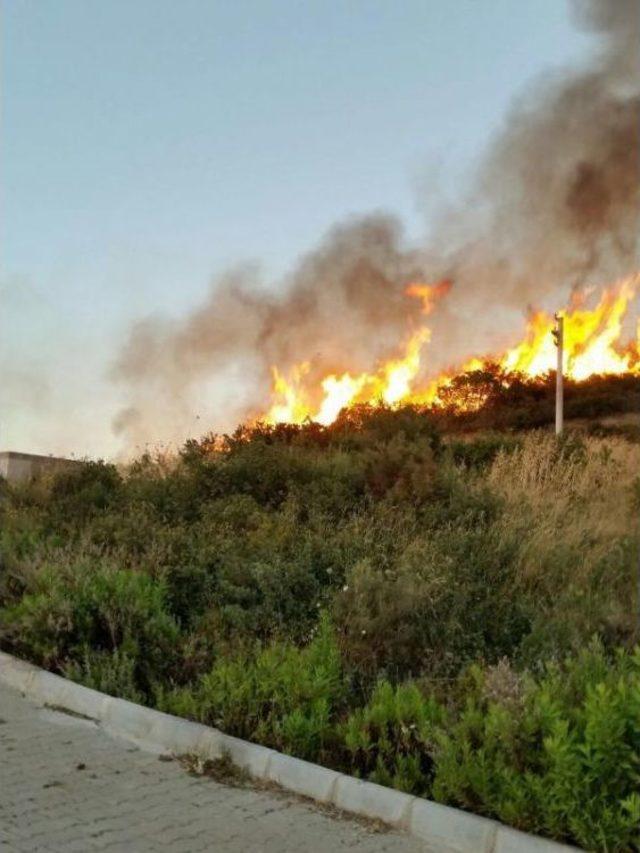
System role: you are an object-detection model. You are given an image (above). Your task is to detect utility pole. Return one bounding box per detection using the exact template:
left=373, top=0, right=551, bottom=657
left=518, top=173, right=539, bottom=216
left=552, top=313, right=564, bottom=436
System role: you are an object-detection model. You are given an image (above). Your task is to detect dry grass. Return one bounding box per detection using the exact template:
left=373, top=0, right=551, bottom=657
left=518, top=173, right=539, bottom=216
left=489, top=432, right=638, bottom=551
left=487, top=432, right=639, bottom=644
left=489, top=432, right=638, bottom=529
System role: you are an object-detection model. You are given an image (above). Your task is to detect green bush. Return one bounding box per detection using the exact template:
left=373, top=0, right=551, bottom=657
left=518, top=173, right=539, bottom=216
left=447, top=433, right=521, bottom=469
left=0, top=556, right=179, bottom=693
left=0, top=512, right=47, bottom=607
left=157, top=617, right=346, bottom=761
left=333, top=517, right=530, bottom=680
left=432, top=645, right=640, bottom=851
left=48, top=461, right=123, bottom=525
left=64, top=648, right=145, bottom=704
left=343, top=680, right=445, bottom=794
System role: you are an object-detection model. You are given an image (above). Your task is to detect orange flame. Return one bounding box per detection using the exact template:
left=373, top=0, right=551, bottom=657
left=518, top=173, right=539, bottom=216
left=406, top=278, right=452, bottom=314
left=501, top=276, right=639, bottom=380
left=261, top=273, right=640, bottom=426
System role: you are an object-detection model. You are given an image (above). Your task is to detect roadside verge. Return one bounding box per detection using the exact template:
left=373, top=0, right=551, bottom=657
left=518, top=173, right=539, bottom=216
left=0, top=651, right=579, bottom=853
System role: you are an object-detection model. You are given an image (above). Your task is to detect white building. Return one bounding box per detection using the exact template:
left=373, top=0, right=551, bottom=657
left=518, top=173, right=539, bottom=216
left=0, top=451, right=79, bottom=484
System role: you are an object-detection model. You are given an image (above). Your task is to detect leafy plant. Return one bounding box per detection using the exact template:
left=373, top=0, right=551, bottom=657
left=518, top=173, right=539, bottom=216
left=432, top=644, right=640, bottom=851
left=158, top=616, right=346, bottom=761
left=0, top=555, right=179, bottom=693
left=64, top=648, right=145, bottom=704
left=343, top=680, right=445, bottom=794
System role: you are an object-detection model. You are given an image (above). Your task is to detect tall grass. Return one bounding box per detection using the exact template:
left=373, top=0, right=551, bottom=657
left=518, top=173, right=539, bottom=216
left=486, top=434, right=640, bottom=659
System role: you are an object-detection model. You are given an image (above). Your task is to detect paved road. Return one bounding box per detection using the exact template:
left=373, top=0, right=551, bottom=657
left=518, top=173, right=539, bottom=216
left=0, top=685, right=431, bottom=852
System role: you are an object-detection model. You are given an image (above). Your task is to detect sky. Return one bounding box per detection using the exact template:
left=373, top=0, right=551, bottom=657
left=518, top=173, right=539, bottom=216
left=1, top=0, right=598, bottom=458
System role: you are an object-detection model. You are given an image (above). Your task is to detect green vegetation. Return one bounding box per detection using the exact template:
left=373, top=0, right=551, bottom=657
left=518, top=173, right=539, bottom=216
left=1, top=393, right=639, bottom=851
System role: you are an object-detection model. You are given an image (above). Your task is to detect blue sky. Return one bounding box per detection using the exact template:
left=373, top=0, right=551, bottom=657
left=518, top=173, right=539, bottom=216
left=2, top=1, right=596, bottom=457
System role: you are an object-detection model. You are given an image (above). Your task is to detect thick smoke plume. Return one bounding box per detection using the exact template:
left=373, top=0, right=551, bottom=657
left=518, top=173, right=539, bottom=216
left=112, top=219, right=426, bottom=447
left=113, top=0, right=640, bottom=449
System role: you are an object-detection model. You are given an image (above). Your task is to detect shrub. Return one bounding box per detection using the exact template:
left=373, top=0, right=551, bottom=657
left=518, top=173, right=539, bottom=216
left=325, top=404, right=442, bottom=452
left=333, top=519, right=530, bottom=680
left=48, top=461, right=123, bottom=525
left=157, top=617, right=346, bottom=761
left=64, top=648, right=145, bottom=704
left=0, top=555, right=179, bottom=693
left=447, top=433, right=521, bottom=469
left=0, top=512, right=47, bottom=607
left=432, top=644, right=640, bottom=851
left=343, top=680, right=445, bottom=794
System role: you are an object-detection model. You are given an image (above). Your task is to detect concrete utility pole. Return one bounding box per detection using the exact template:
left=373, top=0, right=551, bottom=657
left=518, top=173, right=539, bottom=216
left=552, top=313, right=564, bottom=436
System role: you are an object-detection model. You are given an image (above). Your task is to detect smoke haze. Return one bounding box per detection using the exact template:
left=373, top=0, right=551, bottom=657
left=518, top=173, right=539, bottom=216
left=112, top=0, right=640, bottom=450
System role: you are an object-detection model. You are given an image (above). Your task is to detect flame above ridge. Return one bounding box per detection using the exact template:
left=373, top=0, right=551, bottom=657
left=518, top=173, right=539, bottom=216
left=262, top=273, right=640, bottom=426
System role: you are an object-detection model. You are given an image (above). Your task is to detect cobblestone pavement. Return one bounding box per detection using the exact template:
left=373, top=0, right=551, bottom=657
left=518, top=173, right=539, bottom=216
left=0, top=685, right=433, bottom=852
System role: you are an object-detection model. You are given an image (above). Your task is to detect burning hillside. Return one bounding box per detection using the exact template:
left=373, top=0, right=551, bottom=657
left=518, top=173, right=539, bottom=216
left=112, top=0, right=639, bottom=451
left=261, top=273, right=640, bottom=425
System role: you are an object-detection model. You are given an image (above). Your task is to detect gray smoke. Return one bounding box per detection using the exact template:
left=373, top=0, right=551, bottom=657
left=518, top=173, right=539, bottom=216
left=425, top=0, right=640, bottom=362
left=111, top=218, right=428, bottom=447
left=112, top=0, right=640, bottom=449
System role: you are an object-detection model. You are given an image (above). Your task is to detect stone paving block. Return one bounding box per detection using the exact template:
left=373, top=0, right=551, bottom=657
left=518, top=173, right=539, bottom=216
left=409, top=798, right=498, bottom=853
left=220, top=732, right=276, bottom=777
left=1, top=683, right=427, bottom=852
left=0, top=655, right=581, bottom=853
left=30, top=669, right=71, bottom=707
left=494, top=827, right=579, bottom=853
left=0, top=652, right=37, bottom=693
left=334, top=776, right=415, bottom=827
left=267, top=752, right=340, bottom=803
left=103, top=695, right=160, bottom=742
left=57, top=680, right=111, bottom=721
left=148, top=712, right=223, bottom=758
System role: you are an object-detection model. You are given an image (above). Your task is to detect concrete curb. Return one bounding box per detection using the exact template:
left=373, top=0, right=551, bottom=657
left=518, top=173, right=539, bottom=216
left=0, top=651, right=578, bottom=853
